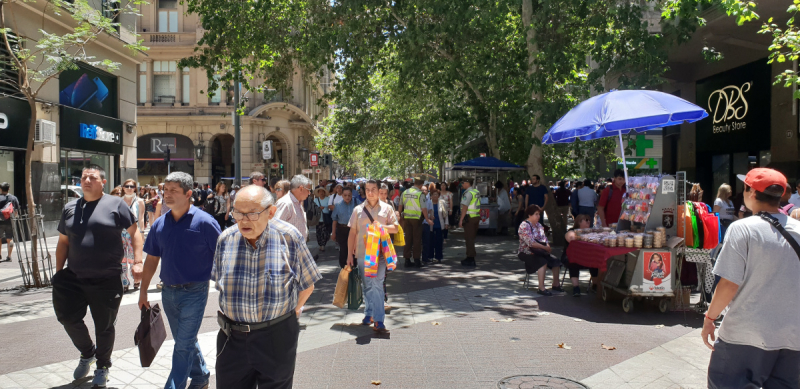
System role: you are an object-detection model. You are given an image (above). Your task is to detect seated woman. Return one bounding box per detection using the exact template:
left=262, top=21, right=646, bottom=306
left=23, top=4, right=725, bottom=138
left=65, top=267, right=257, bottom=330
left=518, top=205, right=563, bottom=296
left=564, top=214, right=599, bottom=297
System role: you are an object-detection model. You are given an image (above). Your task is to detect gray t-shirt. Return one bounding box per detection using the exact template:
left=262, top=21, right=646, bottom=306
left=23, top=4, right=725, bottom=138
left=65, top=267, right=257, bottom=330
left=58, top=194, right=135, bottom=279
left=713, top=213, right=800, bottom=350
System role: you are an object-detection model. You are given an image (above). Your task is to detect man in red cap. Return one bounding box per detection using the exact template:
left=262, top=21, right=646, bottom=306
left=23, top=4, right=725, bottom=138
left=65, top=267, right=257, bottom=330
left=703, top=168, right=800, bottom=388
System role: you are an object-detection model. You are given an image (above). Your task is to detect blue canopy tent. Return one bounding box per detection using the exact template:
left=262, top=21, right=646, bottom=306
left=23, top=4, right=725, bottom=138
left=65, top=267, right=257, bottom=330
left=542, top=89, right=708, bottom=183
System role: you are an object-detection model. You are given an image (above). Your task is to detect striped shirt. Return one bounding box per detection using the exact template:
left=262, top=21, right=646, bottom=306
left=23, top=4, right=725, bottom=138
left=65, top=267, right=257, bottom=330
left=274, top=192, right=308, bottom=241
left=212, top=219, right=322, bottom=323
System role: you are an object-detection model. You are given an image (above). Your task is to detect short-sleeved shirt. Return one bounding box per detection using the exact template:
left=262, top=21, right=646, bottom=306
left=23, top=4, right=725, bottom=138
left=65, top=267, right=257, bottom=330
left=144, top=205, right=221, bottom=285
left=525, top=185, right=549, bottom=207
left=212, top=219, right=322, bottom=323
left=332, top=199, right=357, bottom=224
left=348, top=201, right=399, bottom=262
left=0, top=194, right=20, bottom=225
left=58, top=195, right=135, bottom=279
left=273, top=192, right=308, bottom=241
left=598, top=184, right=625, bottom=224
left=713, top=214, right=800, bottom=350
left=576, top=187, right=597, bottom=207
left=714, top=198, right=736, bottom=221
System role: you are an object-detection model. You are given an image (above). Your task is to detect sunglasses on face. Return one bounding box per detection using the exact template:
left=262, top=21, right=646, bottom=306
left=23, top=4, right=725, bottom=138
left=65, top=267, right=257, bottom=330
left=123, top=185, right=136, bottom=189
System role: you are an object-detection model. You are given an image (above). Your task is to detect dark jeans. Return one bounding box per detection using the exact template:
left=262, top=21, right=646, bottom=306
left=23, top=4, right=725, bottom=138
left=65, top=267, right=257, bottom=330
left=214, top=214, right=228, bottom=231
left=403, top=218, right=423, bottom=261
left=568, top=262, right=599, bottom=278
left=52, top=268, right=123, bottom=368
left=708, top=339, right=800, bottom=389
left=216, top=312, right=300, bottom=389
left=162, top=282, right=210, bottom=389
left=426, top=227, right=444, bottom=260
left=578, top=206, right=595, bottom=227
left=336, top=225, right=351, bottom=268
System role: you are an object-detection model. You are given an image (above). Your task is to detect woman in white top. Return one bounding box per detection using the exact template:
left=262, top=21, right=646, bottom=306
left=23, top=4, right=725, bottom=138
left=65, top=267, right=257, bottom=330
left=713, top=183, right=737, bottom=239
left=314, top=187, right=330, bottom=251
left=122, top=179, right=145, bottom=231
left=495, top=181, right=511, bottom=235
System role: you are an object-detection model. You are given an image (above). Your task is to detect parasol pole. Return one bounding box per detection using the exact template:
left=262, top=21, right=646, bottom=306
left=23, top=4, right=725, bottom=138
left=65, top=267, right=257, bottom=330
left=618, top=131, right=629, bottom=185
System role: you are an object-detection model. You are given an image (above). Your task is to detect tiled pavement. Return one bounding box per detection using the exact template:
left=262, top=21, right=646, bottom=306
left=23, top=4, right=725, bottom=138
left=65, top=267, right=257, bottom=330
left=0, top=228, right=712, bottom=388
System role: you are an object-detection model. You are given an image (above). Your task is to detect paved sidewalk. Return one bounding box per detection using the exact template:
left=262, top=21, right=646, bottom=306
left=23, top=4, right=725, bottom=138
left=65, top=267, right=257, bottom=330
left=0, top=227, right=712, bottom=388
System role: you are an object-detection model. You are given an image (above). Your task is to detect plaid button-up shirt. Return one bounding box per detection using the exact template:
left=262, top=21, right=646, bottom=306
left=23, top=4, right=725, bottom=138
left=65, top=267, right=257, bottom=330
left=212, top=219, right=322, bottom=323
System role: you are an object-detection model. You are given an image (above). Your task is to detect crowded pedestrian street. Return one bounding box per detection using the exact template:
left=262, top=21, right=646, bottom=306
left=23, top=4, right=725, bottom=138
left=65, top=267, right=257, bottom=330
left=0, top=226, right=711, bottom=389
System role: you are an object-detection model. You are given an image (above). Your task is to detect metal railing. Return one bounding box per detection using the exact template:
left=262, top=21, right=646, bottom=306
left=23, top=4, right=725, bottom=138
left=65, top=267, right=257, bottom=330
left=149, top=34, right=177, bottom=43
left=11, top=205, right=54, bottom=288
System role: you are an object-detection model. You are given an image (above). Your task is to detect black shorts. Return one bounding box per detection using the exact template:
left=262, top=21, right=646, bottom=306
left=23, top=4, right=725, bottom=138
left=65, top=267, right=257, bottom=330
left=0, top=224, right=12, bottom=241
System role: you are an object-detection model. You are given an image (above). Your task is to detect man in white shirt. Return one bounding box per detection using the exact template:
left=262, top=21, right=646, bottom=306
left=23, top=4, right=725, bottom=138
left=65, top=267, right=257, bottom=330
left=703, top=168, right=800, bottom=388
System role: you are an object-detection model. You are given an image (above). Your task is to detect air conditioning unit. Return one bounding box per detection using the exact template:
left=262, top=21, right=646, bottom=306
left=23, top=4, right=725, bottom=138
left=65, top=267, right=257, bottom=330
left=34, top=119, right=57, bottom=145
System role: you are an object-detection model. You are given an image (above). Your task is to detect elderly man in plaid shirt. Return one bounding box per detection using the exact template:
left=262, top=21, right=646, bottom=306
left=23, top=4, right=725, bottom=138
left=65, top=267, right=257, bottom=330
left=213, top=185, right=321, bottom=389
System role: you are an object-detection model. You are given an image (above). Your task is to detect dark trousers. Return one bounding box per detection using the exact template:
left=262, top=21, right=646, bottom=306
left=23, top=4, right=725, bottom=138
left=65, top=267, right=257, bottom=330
left=568, top=263, right=599, bottom=278
left=426, top=227, right=444, bottom=260
left=216, top=312, right=300, bottom=389
left=403, top=218, right=423, bottom=260
left=52, top=268, right=123, bottom=368
left=708, top=339, right=800, bottom=389
left=215, top=214, right=227, bottom=231
left=336, top=225, right=351, bottom=268
left=464, top=215, right=480, bottom=258
left=578, top=206, right=595, bottom=227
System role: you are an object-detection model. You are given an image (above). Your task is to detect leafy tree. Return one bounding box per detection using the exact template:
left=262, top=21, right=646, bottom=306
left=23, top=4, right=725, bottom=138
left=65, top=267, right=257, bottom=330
left=0, top=0, right=146, bottom=287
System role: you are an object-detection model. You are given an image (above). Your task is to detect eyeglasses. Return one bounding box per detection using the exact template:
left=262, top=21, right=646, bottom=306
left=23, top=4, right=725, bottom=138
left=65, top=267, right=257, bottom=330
left=123, top=185, right=136, bottom=189
left=232, top=206, right=271, bottom=221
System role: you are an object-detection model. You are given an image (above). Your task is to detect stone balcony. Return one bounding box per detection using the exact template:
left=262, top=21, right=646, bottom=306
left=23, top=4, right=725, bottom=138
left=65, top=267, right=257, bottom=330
left=140, top=32, right=198, bottom=46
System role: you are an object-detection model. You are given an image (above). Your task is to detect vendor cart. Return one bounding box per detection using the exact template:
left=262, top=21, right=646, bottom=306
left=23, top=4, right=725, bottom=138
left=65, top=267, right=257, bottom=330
left=449, top=156, right=525, bottom=233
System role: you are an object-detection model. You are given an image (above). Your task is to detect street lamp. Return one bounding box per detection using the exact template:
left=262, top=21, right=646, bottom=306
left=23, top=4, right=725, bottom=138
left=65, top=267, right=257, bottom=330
left=194, top=133, right=205, bottom=161
left=297, top=135, right=309, bottom=163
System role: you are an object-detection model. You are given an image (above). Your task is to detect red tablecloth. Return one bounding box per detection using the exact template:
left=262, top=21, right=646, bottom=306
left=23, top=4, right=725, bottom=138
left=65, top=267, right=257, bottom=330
left=566, top=240, right=639, bottom=269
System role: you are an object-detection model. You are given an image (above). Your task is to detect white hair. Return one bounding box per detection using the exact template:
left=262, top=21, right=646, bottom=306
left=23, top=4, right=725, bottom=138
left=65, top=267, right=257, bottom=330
left=234, top=185, right=275, bottom=208
left=290, top=174, right=312, bottom=190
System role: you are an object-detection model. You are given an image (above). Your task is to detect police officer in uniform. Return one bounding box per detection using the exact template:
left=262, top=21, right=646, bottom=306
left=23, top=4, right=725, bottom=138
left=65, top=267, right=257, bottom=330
left=398, top=177, right=430, bottom=268
left=459, top=178, right=481, bottom=266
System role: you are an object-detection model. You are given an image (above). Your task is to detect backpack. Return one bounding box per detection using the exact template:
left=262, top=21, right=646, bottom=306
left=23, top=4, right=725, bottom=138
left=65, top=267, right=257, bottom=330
left=192, top=189, right=203, bottom=206
left=0, top=195, right=13, bottom=222
left=204, top=195, right=219, bottom=215
left=307, top=198, right=322, bottom=227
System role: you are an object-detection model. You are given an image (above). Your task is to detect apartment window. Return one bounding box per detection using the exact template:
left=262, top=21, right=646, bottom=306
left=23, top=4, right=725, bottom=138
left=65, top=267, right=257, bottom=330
left=153, top=61, right=177, bottom=104
left=0, top=32, right=21, bottom=96
left=138, top=63, right=147, bottom=104
left=158, top=0, right=178, bottom=33
left=182, top=68, right=190, bottom=104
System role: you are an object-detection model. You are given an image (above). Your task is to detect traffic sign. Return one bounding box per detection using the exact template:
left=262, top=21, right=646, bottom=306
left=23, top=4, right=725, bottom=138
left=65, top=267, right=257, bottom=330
left=315, top=168, right=322, bottom=174
left=310, top=153, right=319, bottom=167
left=302, top=169, right=313, bottom=174
left=252, top=163, right=264, bottom=168
left=270, top=162, right=279, bottom=169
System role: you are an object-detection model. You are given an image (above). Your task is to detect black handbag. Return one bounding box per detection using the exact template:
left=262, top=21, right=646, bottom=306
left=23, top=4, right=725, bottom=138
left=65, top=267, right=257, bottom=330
left=134, top=304, right=167, bottom=367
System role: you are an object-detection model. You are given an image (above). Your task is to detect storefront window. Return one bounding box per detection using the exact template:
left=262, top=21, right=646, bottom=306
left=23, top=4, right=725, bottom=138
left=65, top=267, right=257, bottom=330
left=60, top=150, right=114, bottom=202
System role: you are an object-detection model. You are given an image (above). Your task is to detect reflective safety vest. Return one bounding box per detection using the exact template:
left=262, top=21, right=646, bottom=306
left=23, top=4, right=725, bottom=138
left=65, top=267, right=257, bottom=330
left=464, top=188, right=481, bottom=217
left=402, top=187, right=423, bottom=219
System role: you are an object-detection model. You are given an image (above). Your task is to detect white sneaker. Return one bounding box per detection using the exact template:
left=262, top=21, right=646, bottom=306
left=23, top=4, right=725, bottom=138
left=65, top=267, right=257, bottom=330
left=73, top=355, right=96, bottom=379
left=92, top=368, right=109, bottom=388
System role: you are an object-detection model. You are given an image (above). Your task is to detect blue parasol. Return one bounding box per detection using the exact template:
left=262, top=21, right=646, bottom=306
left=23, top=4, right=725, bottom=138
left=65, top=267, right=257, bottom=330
left=542, top=89, right=708, bottom=182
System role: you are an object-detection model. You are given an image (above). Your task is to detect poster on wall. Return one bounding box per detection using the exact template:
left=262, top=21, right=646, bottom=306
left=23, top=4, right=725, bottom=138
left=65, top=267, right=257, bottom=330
left=479, top=208, right=490, bottom=226
left=642, top=251, right=672, bottom=293
left=59, top=64, right=118, bottom=118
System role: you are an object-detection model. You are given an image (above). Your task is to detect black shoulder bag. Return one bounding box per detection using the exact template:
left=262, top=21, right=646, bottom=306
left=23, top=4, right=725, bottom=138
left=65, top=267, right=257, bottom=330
left=758, top=212, right=800, bottom=261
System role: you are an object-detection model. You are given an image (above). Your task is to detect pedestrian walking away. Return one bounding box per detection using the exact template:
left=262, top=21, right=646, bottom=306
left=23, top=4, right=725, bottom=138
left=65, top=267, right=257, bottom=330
left=703, top=168, right=800, bottom=389
left=52, top=164, right=141, bottom=388
left=459, top=177, right=481, bottom=266
left=213, top=185, right=322, bottom=389
left=576, top=179, right=597, bottom=227
left=347, top=179, right=399, bottom=333
left=0, top=182, right=20, bottom=262
left=398, top=177, right=429, bottom=268
left=138, top=172, right=221, bottom=389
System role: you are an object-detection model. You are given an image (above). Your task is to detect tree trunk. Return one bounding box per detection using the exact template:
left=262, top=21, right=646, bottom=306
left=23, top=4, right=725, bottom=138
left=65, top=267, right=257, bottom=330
left=522, top=0, right=566, bottom=246
left=25, top=98, right=42, bottom=287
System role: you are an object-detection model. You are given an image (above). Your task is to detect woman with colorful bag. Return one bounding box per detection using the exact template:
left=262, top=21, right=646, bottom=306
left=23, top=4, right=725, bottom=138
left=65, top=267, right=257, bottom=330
left=347, top=179, right=400, bottom=333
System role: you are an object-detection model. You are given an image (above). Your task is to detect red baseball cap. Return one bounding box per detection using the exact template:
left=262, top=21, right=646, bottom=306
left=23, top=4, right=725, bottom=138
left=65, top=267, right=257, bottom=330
left=737, top=168, right=787, bottom=197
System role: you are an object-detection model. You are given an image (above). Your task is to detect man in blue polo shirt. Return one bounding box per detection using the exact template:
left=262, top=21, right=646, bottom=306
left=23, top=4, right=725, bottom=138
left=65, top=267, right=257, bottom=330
left=138, top=172, right=221, bottom=389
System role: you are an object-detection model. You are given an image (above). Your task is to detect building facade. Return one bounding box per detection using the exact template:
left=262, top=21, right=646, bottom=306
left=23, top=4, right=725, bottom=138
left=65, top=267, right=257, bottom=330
left=661, top=0, right=799, bottom=204
left=135, top=0, right=330, bottom=188
left=1, top=0, right=140, bottom=235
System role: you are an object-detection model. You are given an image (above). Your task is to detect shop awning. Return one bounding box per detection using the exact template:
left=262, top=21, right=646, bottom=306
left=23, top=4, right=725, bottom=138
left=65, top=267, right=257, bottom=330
left=448, top=157, right=526, bottom=172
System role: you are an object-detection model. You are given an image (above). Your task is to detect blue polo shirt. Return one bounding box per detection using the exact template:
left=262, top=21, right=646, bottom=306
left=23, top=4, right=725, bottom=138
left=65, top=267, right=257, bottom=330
left=332, top=199, right=358, bottom=224
left=143, top=205, right=221, bottom=285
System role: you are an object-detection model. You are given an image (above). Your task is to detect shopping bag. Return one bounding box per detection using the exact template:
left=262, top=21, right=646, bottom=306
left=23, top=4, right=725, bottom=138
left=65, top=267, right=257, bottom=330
left=392, top=224, right=405, bottom=246
left=332, top=265, right=351, bottom=308
left=133, top=304, right=167, bottom=367
left=347, top=265, right=363, bottom=310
